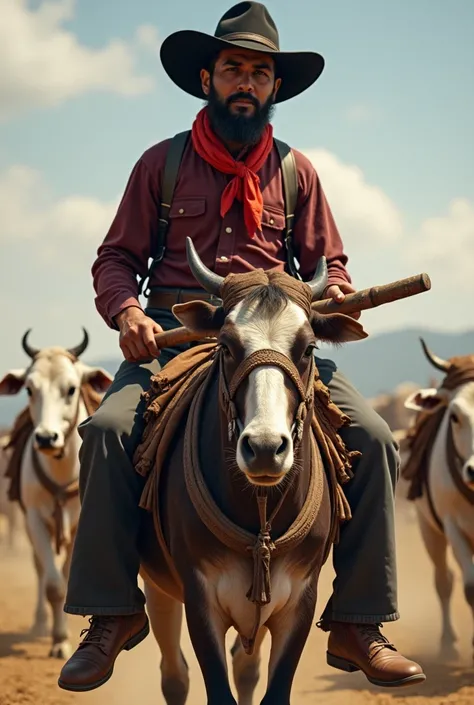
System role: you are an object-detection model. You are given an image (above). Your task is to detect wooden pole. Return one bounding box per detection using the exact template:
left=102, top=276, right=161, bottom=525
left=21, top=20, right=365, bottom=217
left=155, top=272, right=431, bottom=348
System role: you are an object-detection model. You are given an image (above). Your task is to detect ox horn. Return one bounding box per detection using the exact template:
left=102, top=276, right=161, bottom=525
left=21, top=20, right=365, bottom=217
left=67, top=327, right=89, bottom=358
left=420, top=337, right=450, bottom=372
left=22, top=329, right=39, bottom=359
left=306, top=256, right=328, bottom=301
left=186, top=237, right=224, bottom=297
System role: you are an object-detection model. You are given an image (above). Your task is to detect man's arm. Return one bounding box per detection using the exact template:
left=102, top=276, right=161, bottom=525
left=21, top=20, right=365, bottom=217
left=92, top=156, right=160, bottom=330
left=92, top=150, right=167, bottom=360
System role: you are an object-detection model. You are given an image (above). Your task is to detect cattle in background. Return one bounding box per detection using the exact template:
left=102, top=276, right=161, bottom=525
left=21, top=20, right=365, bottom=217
left=0, top=329, right=113, bottom=658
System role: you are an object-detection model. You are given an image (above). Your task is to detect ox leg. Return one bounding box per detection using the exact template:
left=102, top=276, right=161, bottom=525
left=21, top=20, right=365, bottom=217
left=417, top=509, right=457, bottom=658
left=25, top=508, right=70, bottom=659
left=184, top=575, right=237, bottom=705
left=260, top=585, right=316, bottom=705
left=444, top=517, right=474, bottom=660
left=231, top=627, right=268, bottom=705
left=31, top=550, right=49, bottom=636
left=143, top=581, right=189, bottom=705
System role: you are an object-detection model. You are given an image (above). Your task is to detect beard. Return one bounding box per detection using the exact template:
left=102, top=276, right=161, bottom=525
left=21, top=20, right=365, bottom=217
left=206, top=82, right=276, bottom=146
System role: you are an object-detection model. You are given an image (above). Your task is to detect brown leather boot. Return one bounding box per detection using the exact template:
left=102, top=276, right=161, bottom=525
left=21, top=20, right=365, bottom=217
left=58, top=612, right=149, bottom=692
left=323, top=622, right=426, bottom=688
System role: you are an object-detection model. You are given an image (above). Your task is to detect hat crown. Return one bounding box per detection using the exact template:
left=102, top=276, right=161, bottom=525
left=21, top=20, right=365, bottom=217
left=214, top=2, right=280, bottom=50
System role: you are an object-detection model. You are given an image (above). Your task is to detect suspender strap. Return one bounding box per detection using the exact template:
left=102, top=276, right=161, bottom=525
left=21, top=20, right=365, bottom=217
left=274, top=138, right=301, bottom=280
left=138, top=130, right=190, bottom=296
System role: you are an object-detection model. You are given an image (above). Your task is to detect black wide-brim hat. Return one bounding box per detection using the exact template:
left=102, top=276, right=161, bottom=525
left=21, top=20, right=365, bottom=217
left=160, top=1, right=325, bottom=104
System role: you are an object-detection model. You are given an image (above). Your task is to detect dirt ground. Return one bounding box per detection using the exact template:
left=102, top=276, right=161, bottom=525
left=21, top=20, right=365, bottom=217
left=0, top=497, right=473, bottom=705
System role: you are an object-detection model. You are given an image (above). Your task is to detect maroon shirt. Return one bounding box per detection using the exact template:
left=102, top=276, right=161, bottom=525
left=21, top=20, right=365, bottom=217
left=92, top=137, right=352, bottom=329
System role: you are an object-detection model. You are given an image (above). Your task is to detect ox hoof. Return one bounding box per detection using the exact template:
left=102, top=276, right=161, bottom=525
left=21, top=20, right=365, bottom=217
left=49, top=641, right=72, bottom=660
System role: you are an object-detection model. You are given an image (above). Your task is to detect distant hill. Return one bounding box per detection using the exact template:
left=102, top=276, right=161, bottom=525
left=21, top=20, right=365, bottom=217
left=317, top=326, right=474, bottom=397
left=0, top=327, right=473, bottom=426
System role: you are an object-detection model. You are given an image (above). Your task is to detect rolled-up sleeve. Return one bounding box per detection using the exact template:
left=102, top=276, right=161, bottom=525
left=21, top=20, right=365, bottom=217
left=292, top=150, right=352, bottom=287
left=92, top=157, right=160, bottom=329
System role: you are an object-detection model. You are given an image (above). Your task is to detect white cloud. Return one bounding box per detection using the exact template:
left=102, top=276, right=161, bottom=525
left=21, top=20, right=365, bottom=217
left=302, top=148, right=404, bottom=246
left=0, top=0, right=158, bottom=121
left=407, top=198, right=474, bottom=293
left=0, top=165, right=118, bottom=262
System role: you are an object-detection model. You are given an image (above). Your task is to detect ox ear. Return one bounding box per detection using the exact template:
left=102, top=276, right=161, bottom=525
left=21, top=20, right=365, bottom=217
left=404, top=387, right=447, bottom=412
left=79, top=365, right=114, bottom=393
left=0, top=369, right=27, bottom=396
left=172, top=301, right=226, bottom=335
left=310, top=312, right=369, bottom=344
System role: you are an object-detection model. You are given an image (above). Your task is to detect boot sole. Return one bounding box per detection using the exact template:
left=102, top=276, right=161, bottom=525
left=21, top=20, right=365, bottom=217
left=327, top=652, right=426, bottom=688
left=57, top=620, right=150, bottom=693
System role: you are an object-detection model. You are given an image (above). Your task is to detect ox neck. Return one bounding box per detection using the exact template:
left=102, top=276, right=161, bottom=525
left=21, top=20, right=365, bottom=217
left=199, top=373, right=313, bottom=538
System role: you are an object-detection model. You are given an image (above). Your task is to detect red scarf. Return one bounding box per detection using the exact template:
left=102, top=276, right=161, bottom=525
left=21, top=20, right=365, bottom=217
left=191, top=107, right=273, bottom=238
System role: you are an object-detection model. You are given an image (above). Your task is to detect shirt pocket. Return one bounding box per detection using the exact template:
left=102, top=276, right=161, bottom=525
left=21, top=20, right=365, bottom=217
left=260, top=207, right=286, bottom=249
left=169, top=197, right=207, bottom=219
left=167, top=198, right=207, bottom=254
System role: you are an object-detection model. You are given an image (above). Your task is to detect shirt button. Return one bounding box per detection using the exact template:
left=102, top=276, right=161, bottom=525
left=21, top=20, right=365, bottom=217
left=269, top=218, right=274, bottom=225
left=178, top=208, right=185, bottom=214
left=219, top=256, right=229, bottom=262
left=225, top=226, right=232, bottom=233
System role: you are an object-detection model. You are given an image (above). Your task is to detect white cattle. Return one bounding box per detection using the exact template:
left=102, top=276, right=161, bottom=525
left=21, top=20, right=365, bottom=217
left=403, top=338, right=474, bottom=659
left=0, top=329, right=113, bottom=658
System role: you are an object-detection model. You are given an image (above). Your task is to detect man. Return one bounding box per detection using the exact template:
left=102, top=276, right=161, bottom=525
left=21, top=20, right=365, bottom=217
left=59, top=1, right=425, bottom=693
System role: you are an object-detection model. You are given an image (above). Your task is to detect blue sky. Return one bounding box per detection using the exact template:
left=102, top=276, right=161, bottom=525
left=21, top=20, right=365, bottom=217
left=0, top=0, right=473, bottom=373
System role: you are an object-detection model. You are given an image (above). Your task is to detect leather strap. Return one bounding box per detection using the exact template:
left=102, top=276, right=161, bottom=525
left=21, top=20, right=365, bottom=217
left=138, top=130, right=190, bottom=296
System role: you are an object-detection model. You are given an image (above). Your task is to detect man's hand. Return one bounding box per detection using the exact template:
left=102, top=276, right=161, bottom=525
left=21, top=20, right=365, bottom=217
left=324, top=283, right=361, bottom=320
left=115, top=306, right=164, bottom=363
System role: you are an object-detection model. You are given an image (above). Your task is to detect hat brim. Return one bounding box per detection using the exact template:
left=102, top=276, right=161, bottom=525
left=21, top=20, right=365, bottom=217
left=159, top=30, right=325, bottom=104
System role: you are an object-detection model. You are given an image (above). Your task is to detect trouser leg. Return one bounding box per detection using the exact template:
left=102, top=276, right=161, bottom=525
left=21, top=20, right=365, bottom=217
left=64, top=308, right=185, bottom=616
left=316, top=356, right=400, bottom=623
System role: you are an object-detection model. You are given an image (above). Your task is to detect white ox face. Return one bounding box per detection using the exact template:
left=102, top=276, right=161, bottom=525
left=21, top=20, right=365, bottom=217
left=405, top=382, right=474, bottom=488
left=226, top=296, right=309, bottom=485
left=0, top=348, right=112, bottom=455
left=176, top=290, right=367, bottom=487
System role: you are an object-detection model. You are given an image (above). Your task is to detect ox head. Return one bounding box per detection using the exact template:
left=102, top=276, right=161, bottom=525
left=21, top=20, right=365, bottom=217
left=404, top=339, right=474, bottom=488
left=173, top=238, right=368, bottom=487
left=0, top=328, right=113, bottom=456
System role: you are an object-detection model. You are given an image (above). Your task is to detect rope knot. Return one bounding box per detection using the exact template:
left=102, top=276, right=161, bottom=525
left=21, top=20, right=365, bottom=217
left=246, top=530, right=275, bottom=606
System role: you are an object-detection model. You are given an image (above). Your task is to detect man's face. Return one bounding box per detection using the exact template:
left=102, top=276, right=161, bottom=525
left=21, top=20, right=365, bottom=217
left=200, top=48, right=281, bottom=145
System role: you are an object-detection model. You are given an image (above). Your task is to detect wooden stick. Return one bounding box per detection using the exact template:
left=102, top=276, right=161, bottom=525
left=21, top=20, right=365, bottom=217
left=311, top=272, right=431, bottom=315
left=155, top=272, right=431, bottom=348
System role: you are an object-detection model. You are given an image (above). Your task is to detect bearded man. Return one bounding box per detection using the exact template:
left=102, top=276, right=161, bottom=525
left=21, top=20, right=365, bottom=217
left=58, top=1, right=425, bottom=693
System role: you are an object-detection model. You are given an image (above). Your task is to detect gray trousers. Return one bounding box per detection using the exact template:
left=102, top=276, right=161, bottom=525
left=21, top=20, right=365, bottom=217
left=65, top=307, right=400, bottom=624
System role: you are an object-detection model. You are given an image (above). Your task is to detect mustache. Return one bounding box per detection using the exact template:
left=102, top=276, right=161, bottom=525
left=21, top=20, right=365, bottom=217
left=226, top=92, right=260, bottom=109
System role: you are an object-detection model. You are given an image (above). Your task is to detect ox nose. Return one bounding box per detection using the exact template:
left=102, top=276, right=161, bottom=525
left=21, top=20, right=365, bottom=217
left=35, top=431, right=59, bottom=448
left=241, top=433, right=290, bottom=474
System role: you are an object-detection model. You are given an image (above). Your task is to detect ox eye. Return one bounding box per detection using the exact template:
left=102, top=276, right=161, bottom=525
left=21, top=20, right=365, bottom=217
left=67, top=386, right=76, bottom=397
left=26, top=387, right=33, bottom=397
left=304, top=344, right=316, bottom=358
left=451, top=412, right=460, bottom=424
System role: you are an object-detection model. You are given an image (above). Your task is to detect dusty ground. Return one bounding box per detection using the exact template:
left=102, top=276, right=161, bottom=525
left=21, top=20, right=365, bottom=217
left=0, top=498, right=473, bottom=705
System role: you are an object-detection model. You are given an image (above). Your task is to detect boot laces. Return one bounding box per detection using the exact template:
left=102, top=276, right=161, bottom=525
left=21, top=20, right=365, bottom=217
left=78, top=616, right=113, bottom=653
left=359, top=623, right=396, bottom=658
